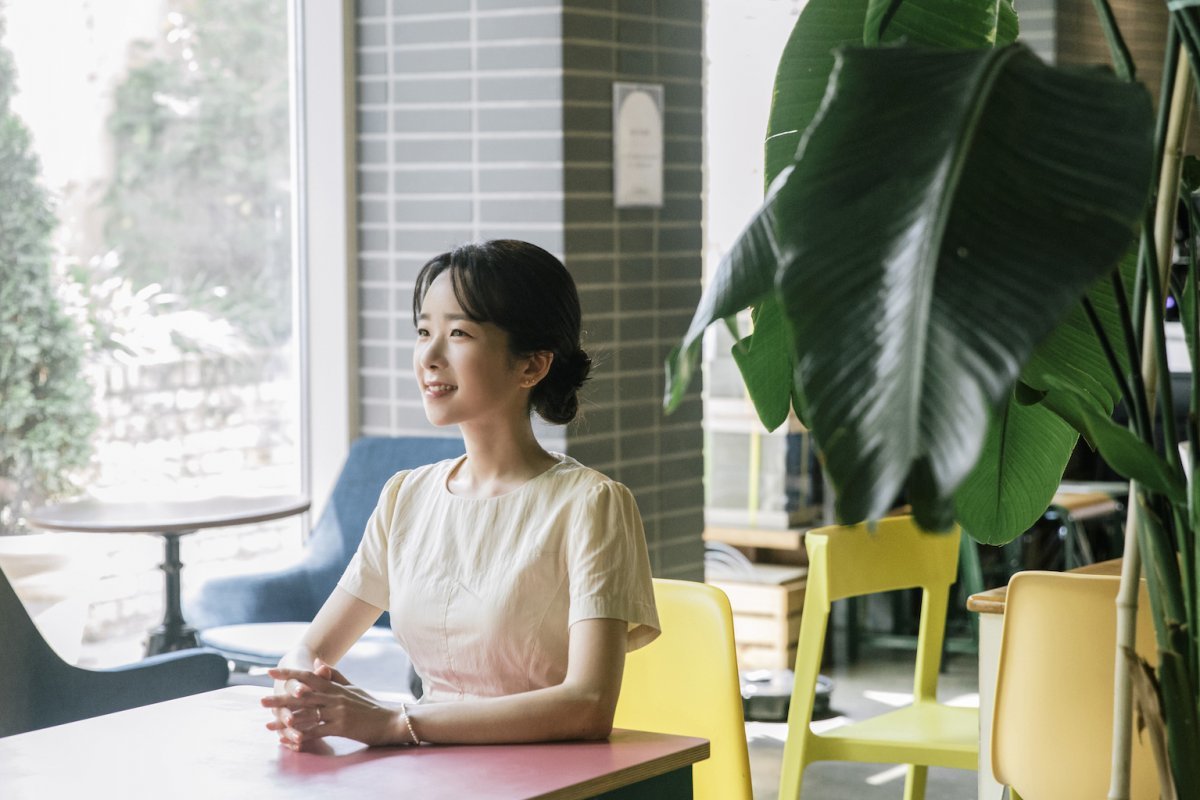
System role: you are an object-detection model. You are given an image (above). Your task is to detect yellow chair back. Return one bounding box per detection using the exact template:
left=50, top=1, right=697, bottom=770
left=992, top=571, right=1160, bottom=800
left=779, top=516, right=977, bottom=800
left=614, top=578, right=753, bottom=800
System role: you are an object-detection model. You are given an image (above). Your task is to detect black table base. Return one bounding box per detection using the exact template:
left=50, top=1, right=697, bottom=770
left=146, top=531, right=200, bottom=655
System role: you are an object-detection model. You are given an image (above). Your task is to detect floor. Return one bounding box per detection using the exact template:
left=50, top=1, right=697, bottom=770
left=81, top=636, right=981, bottom=800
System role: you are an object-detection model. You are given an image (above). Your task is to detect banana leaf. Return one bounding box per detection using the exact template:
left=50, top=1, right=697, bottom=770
left=956, top=250, right=1137, bottom=543
left=722, top=0, right=1020, bottom=432
left=667, top=43, right=1154, bottom=530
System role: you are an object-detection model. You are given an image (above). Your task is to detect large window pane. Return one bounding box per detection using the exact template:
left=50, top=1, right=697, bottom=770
left=1, top=0, right=302, bottom=658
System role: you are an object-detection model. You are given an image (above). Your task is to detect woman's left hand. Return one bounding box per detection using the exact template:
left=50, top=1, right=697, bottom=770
left=262, top=658, right=400, bottom=750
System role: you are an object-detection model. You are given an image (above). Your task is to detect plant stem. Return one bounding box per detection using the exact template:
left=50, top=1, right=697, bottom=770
left=1108, top=43, right=1194, bottom=800
left=1083, top=295, right=1140, bottom=426
left=1090, top=0, right=1136, bottom=81
left=1112, top=268, right=1151, bottom=441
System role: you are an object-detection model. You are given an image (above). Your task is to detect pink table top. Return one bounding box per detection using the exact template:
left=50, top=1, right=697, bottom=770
left=0, top=687, right=708, bottom=799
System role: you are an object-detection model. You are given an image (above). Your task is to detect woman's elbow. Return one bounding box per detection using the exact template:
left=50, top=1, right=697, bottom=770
left=572, top=692, right=617, bottom=740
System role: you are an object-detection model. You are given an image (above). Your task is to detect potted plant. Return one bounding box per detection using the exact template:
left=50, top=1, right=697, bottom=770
left=666, top=0, right=1197, bottom=797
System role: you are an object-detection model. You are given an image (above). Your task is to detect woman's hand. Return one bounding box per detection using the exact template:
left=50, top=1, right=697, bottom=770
left=262, top=658, right=401, bottom=750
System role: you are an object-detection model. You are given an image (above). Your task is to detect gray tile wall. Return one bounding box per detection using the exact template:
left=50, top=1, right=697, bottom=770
left=353, top=0, right=705, bottom=579
left=559, top=1, right=706, bottom=580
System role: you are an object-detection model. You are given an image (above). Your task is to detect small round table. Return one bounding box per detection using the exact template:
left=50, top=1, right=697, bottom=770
left=29, top=494, right=309, bottom=656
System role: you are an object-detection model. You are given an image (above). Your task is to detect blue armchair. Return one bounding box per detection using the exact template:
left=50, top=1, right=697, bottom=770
left=0, top=563, right=229, bottom=738
left=184, top=436, right=465, bottom=631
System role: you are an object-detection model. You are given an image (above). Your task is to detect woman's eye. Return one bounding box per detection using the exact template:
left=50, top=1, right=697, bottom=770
left=416, top=328, right=429, bottom=337
left=450, top=329, right=469, bottom=337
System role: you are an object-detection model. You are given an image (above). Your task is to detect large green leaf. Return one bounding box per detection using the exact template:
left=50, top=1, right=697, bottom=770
left=1040, top=377, right=1184, bottom=502
left=774, top=45, right=1153, bottom=529
left=864, top=0, right=1018, bottom=47
left=764, top=0, right=870, bottom=190
left=731, top=296, right=794, bottom=431
left=954, top=390, right=1077, bottom=544
left=730, top=0, right=1018, bottom=431
left=956, top=249, right=1137, bottom=544
left=765, top=0, right=1013, bottom=190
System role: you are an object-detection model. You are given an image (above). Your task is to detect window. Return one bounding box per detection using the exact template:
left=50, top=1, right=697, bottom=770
left=1, top=0, right=304, bottom=656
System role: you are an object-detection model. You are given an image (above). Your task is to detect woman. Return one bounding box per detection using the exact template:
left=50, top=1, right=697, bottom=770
left=262, top=240, right=660, bottom=750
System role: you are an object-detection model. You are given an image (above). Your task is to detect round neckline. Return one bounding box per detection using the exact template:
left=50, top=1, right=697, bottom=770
left=439, top=452, right=567, bottom=501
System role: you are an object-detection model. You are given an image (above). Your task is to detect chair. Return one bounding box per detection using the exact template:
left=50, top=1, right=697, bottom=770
left=992, top=571, right=1160, bottom=800
left=613, top=578, right=753, bottom=800
left=0, top=562, right=229, bottom=738
left=778, top=516, right=978, bottom=800
left=185, top=436, right=466, bottom=631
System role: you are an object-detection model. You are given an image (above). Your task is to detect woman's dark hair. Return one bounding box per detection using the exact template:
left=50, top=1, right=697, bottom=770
left=412, top=239, right=591, bottom=425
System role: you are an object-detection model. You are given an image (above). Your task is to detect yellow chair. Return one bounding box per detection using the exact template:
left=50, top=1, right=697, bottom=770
left=613, top=578, right=753, bottom=800
left=992, top=571, right=1160, bottom=800
left=778, top=516, right=978, bottom=800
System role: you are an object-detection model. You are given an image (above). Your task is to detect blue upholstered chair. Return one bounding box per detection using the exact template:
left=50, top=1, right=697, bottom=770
left=185, top=436, right=465, bottom=632
left=0, top=562, right=229, bottom=738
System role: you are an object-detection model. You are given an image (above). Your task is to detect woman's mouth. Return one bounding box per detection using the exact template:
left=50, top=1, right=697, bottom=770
left=424, top=382, right=457, bottom=398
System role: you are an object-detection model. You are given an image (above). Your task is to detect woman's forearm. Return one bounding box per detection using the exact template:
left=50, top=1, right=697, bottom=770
left=399, top=680, right=616, bottom=745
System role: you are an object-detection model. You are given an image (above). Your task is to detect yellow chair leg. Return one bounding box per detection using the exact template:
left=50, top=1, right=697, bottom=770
left=903, top=764, right=928, bottom=800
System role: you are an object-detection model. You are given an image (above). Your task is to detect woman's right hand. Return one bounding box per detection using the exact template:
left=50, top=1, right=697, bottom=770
left=271, top=647, right=317, bottom=737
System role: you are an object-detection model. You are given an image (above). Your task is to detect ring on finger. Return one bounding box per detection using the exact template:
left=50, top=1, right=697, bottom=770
left=315, top=707, right=322, bottom=724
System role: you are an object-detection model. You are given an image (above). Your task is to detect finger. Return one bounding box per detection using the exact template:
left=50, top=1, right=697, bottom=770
left=314, top=658, right=351, bottom=686
left=268, top=668, right=334, bottom=693
left=261, top=694, right=322, bottom=711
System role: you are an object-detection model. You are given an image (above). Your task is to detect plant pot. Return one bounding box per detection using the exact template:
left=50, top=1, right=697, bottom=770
left=0, top=533, right=95, bottom=664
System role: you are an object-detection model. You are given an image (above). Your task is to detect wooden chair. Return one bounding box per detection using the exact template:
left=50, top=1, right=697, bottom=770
left=614, top=579, right=753, bottom=800
left=778, top=516, right=978, bottom=800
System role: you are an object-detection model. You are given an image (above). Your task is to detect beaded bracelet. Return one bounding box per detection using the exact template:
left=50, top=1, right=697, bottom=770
left=399, top=702, right=421, bottom=746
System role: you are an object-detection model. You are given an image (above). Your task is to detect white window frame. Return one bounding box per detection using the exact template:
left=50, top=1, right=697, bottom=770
left=295, top=0, right=358, bottom=518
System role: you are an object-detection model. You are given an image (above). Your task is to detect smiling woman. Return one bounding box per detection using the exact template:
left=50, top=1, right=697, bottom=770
left=265, top=240, right=660, bottom=750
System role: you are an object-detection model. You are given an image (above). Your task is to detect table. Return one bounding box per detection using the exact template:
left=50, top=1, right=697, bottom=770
left=967, top=558, right=1122, bottom=799
left=0, top=687, right=709, bottom=799
left=29, top=494, right=309, bottom=655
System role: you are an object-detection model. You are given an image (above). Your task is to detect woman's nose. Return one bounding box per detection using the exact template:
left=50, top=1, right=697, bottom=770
left=418, top=337, right=444, bottom=369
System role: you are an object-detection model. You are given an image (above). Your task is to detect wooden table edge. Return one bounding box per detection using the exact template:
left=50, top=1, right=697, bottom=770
left=532, top=737, right=710, bottom=800
left=966, top=558, right=1123, bottom=615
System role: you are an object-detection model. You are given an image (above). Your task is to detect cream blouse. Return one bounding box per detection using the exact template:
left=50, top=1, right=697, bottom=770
left=337, top=452, right=660, bottom=702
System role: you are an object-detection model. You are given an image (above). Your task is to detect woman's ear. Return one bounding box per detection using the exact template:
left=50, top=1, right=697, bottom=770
left=520, top=351, right=553, bottom=388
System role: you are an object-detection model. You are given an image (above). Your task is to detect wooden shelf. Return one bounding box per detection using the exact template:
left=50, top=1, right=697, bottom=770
left=703, top=525, right=809, bottom=551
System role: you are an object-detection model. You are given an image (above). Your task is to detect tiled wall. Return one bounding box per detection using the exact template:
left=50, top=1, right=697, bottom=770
left=353, top=0, right=705, bottom=579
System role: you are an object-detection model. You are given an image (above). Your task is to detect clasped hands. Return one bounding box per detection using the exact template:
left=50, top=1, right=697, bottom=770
left=262, top=658, right=400, bottom=750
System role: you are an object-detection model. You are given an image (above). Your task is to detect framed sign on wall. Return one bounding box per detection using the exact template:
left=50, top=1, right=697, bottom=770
left=612, top=82, right=664, bottom=208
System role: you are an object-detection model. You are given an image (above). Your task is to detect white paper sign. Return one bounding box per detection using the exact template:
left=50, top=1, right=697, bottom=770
left=613, top=82, right=664, bottom=208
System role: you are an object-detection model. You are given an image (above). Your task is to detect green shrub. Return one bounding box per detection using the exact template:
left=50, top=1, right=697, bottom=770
left=0, top=15, right=96, bottom=533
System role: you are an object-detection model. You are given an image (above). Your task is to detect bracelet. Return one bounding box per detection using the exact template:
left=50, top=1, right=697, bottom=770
left=399, top=702, right=421, bottom=746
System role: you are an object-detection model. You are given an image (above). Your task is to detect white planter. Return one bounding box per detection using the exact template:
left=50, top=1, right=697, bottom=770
left=0, top=533, right=95, bottom=664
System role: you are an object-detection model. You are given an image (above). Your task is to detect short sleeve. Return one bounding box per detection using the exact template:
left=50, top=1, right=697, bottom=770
left=336, top=471, right=408, bottom=611
left=566, top=480, right=660, bottom=652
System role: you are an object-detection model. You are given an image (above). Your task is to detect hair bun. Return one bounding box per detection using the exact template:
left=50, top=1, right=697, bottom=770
left=564, top=349, right=591, bottom=390
left=531, top=347, right=591, bottom=425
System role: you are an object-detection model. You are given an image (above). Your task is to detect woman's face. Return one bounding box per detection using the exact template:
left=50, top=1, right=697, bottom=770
left=413, top=272, right=529, bottom=429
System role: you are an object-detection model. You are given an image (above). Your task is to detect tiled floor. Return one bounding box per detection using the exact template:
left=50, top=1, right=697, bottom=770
left=81, top=635, right=981, bottom=799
